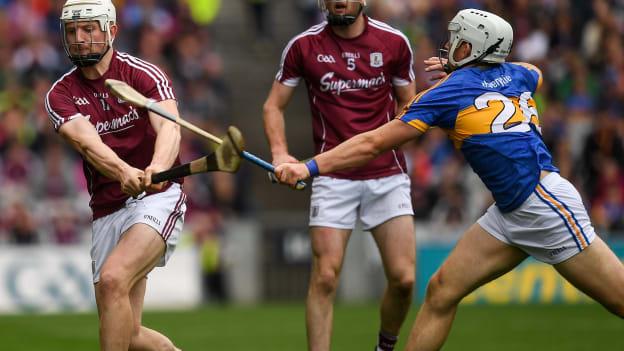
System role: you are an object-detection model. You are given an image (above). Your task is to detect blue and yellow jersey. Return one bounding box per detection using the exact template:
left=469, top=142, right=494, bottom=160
left=399, top=62, right=558, bottom=212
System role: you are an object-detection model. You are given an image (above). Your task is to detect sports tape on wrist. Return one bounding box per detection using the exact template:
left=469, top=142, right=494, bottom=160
left=305, top=159, right=320, bottom=177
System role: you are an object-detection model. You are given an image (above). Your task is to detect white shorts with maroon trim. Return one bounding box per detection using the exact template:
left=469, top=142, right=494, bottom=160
left=91, top=183, right=186, bottom=283
left=309, top=174, right=413, bottom=230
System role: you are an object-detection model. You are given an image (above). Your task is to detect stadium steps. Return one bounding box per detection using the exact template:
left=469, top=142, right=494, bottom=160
left=214, top=0, right=315, bottom=211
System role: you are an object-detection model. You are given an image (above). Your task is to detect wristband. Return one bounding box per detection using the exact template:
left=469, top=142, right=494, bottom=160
left=305, top=158, right=320, bottom=178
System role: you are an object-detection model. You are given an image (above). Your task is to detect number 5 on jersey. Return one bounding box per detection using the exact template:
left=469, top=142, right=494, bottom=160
left=346, top=57, right=356, bottom=71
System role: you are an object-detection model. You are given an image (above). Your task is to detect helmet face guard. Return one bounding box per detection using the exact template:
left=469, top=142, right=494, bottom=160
left=61, top=17, right=113, bottom=67
left=60, top=0, right=116, bottom=67
left=318, top=0, right=366, bottom=26
left=437, top=25, right=456, bottom=73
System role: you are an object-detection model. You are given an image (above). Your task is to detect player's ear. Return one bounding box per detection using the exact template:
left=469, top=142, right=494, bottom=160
left=456, top=41, right=472, bottom=61
left=463, top=42, right=472, bottom=53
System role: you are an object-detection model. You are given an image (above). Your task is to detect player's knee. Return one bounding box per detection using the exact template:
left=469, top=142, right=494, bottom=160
left=98, top=271, right=129, bottom=300
left=424, top=271, right=460, bottom=311
left=388, top=270, right=415, bottom=298
left=311, top=266, right=340, bottom=296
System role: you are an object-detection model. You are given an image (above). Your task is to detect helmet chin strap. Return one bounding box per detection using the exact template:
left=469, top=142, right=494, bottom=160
left=71, top=45, right=111, bottom=67
left=326, top=3, right=364, bottom=26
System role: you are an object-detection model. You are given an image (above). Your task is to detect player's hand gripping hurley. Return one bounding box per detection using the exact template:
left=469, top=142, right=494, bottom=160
left=105, top=79, right=306, bottom=190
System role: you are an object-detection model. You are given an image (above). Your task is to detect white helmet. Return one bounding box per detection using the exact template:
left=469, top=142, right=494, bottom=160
left=60, top=0, right=116, bottom=67
left=318, top=0, right=367, bottom=26
left=446, top=9, right=513, bottom=70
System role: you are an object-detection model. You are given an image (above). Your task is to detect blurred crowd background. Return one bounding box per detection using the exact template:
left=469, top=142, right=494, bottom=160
left=1, top=0, right=624, bottom=296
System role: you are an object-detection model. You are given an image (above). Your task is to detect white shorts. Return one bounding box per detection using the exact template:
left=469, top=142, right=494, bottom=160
left=91, top=183, right=187, bottom=283
left=309, top=174, right=413, bottom=230
left=477, top=172, right=595, bottom=264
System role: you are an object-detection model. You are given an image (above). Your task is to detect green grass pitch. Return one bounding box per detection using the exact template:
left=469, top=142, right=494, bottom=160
left=0, top=303, right=619, bottom=350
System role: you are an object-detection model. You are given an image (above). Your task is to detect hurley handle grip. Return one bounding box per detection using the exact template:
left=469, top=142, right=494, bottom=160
left=242, top=151, right=307, bottom=190
left=151, top=164, right=192, bottom=184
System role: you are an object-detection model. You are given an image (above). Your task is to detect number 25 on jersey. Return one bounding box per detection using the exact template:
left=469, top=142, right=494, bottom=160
left=475, top=91, right=540, bottom=134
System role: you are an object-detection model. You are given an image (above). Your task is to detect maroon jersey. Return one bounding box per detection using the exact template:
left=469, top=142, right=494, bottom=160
left=45, top=51, right=181, bottom=219
left=276, top=16, right=414, bottom=179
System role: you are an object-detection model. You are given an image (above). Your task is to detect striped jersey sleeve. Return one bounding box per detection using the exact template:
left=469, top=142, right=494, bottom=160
left=276, top=22, right=327, bottom=87
left=45, top=67, right=80, bottom=131
left=116, top=52, right=176, bottom=102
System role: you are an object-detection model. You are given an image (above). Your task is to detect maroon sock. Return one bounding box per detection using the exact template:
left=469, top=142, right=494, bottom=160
left=377, top=331, right=398, bottom=351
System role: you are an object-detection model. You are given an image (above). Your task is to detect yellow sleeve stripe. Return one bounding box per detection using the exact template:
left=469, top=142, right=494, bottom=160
left=407, top=119, right=429, bottom=133
left=396, top=74, right=453, bottom=120
left=396, top=94, right=419, bottom=119
left=413, top=74, right=453, bottom=104
left=512, top=62, right=543, bottom=90
left=397, top=74, right=452, bottom=132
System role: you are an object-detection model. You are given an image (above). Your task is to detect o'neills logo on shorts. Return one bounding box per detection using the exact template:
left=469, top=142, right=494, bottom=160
left=95, top=107, right=140, bottom=134
left=144, top=214, right=161, bottom=226
left=549, top=246, right=567, bottom=257
left=320, top=71, right=386, bottom=95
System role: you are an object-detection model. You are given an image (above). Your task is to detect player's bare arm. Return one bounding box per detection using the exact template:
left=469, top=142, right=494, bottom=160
left=144, top=99, right=182, bottom=191
left=262, top=81, right=299, bottom=166
left=58, top=116, right=144, bottom=197
left=276, top=119, right=421, bottom=185
left=315, top=118, right=420, bottom=171
left=394, top=81, right=417, bottom=111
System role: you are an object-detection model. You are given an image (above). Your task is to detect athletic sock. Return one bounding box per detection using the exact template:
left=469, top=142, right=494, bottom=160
left=376, top=331, right=398, bottom=351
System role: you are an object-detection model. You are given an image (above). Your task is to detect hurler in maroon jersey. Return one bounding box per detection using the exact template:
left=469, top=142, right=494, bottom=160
left=47, top=51, right=182, bottom=219
left=45, top=1, right=184, bottom=350
left=263, top=1, right=416, bottom=350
